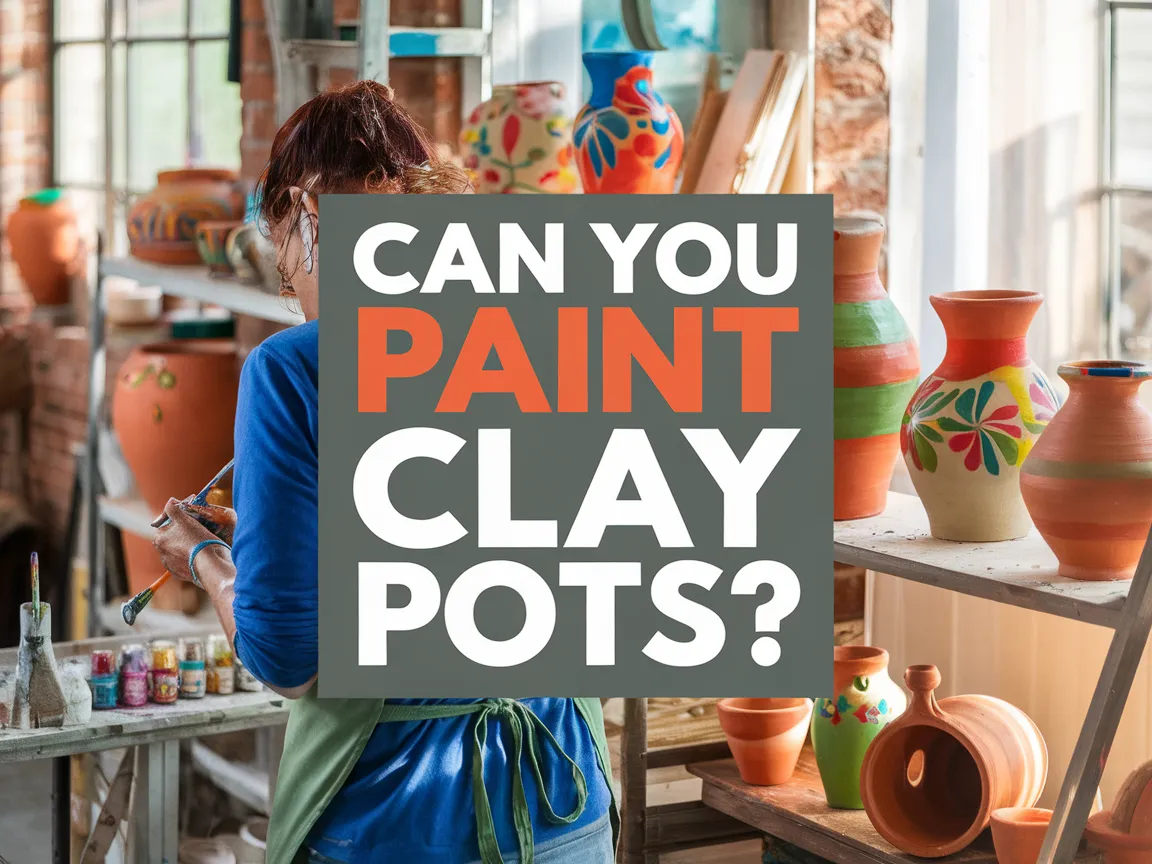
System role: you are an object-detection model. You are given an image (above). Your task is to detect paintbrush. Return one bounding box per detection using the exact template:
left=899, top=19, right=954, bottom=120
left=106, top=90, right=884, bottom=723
left=31, top=551, right=39, bottom=623
left=121, top=459, right=235, bottom=626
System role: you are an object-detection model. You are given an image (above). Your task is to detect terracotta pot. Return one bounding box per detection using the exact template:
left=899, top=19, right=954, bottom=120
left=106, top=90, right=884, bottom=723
left=901, top=291, right=1060, bottom=541
left=860, top=665, right=1048, bottom=858
left=990, top=807, right=1052, bottom=864
left=1086, top=811, right=1152, bottom=863
left=717, top=698, right=813, bottom=786
left=1020, top=361, right=1152, bottom=581
left=811, top=646, right=908, bottom=809
left=1111, top=760, right=1152, bottom=836
left=460, top=82, right=580, bottom=194
left=6, top=190, right=82, bottom=306
left=833, top=217, right=919, bottom=520
left=195, top=220, right=243, bottom=274
left=574, top=52, right=684, bottom=194
left=128, top=169, right=244, bottom=265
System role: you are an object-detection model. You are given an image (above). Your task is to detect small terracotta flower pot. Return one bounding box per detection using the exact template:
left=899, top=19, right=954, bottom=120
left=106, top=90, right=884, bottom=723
left=717, top=698, right=813, bottom=786
left=991, top=807, right=1052, bottom=864
left=1085, top=811, right=1152, bottom=863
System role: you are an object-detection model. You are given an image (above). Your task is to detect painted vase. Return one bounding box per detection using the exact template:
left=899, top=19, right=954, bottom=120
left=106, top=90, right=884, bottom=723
left=860, top=665, right=1048, bottom=858
left=6, top=189, right=82, bottom=306
left=128, top=169, right=245, bottom=265
left=901, top=290, right=1060, bottom=541
left=460, top=82, right=579, bottom=194
left=1021, top=361, right=1152, bottom=581
left=833, top=217, right=919, bottom=520
left=716, top=698, right=813, bottom=786
left=195, top=220, right=243, bottom=274
left=810, top=646, right=907, bottom=810
left=574, top=52, right=684, bottom=194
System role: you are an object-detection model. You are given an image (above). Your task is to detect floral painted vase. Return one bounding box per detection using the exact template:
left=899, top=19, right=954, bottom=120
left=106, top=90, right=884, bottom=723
left=460, top=82, right=579, bottom=194
left=901, top=290, right=1060, bottom=541
left=574, top=51, right=684, bottom=193
left=810, top=646, right=906, bottom=810
left=128, top=169, right=245, bottom=265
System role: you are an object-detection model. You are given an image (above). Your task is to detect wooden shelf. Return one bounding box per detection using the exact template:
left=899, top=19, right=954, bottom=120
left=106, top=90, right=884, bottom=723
left=834, top=492, right=1129, bottom=629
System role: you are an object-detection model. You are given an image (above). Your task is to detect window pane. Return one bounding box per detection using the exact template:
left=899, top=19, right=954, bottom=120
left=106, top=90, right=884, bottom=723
left=1118, top=196, right=1152, bottom=360
left=55, top=0, right=103, bottom=41
left=128, top=43, right=189, bottom=191
left=192, top=0, right=229, bottom=36
left=1115, top=9, right=1152, bottom=188
left=63, top=187, right=105, bottom=252
left=192, top=41, right=241, bottom=169
left=128, top=0, right=188, bottom=38
left=55, top=45, right=105, bottom=187
left=113, top=44, right=127, bottom=189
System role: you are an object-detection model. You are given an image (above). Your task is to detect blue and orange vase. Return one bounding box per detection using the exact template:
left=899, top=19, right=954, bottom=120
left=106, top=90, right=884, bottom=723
left=574, top=51, right=684, bottom=194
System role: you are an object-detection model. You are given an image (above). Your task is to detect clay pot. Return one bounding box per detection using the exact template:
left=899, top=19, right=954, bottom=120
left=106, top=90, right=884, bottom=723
left=833, top=216, right=919, bottom=520
left=811, top=646, right=908, bottom=809
left=1021, top=361, right=1152, bottom=581
left=128, top=169, right=244, bottom=265
left=1111, top=759, right=1152, bottom=836
left=195, top=220, right=243, bottom=274
left=860, top=665, right=1048, bottom=858
left=717, top=698, right=813, bottom=786
left=990, top=807, right=1053, bottom=864
left=6, top=190, right=82, bottom=306
left=901, top=291, right=1060, bottom=541
left=460, top=82, right=580, bottom=194
left=1086, top=811, right=1152, bottom=863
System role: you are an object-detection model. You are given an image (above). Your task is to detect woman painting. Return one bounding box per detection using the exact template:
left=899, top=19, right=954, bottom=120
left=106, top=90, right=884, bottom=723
left=152, top=81, right=617, bottom=864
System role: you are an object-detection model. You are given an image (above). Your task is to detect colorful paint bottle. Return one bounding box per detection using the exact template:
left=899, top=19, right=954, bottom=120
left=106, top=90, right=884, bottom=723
left=90, top=649, right=116, bottom=678
left=206, top=634, right=234, bottom=695
left=150, top=640, right=180, bottom=705
left=119, top=643, right=149, bottom=708
left=179, top=638, right=207, bottom=699
left=90, top=675, right=118, bottom=710
left=235, top=656, right=262, bottom=692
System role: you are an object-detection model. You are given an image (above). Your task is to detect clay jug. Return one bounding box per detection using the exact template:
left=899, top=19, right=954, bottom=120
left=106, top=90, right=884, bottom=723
left=901, top=290, right=1060, bottom=541
left=859, top=665, right=1048, bottom=858
left=574, top=52, right=684, bottom=194
left=6, top=189, right=82, bottom=306
left=833, top=216, right=919, bottom=519
left=460, top=82, right=580, bottom=194
left=128, top=169, right=244, bottom=265
left=811, top=646, right=907, bottom=809
left=1021, top=361, right=1152, bottom=581
left=716, top=698, right=813, bottom=786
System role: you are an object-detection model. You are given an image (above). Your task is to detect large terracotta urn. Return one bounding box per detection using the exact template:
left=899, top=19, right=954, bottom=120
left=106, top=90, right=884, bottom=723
left=574, top=52, right=684, bottom=194
left=716, top=698, right=813, bottom=786
left=1021, top=361, right=1152, bottom=581
left=833, top=216, right=919, bottom=520
left=900, top=290, right=1061, bottom=541
left=860, top=665, right=1048, bottom=858
left=460, top=82, right=580, bottom=194
left=6, top=189, right=82, bottom=306
left=128, top=169, right=244, bottom=265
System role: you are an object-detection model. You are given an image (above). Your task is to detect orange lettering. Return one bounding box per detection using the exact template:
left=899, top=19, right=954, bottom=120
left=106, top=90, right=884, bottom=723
left=713, top=307, right=799, bottom=412
left=603, top=307, right=702, bottom=412
left=557, top=308, right=588, bottom=412
left=437, top=307, right=551, bottom=412
left=358, top=307, right=442, bottom=412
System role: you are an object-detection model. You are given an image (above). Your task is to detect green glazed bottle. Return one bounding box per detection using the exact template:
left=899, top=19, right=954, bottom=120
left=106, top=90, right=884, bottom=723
left=811, top=646, right=906, bottom=809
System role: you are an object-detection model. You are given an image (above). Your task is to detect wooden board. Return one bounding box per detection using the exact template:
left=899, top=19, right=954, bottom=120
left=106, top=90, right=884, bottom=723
left=834, top=492, right=1129, bottom=629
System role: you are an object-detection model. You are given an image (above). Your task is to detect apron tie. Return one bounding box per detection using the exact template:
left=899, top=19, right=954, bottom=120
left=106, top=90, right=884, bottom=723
left=378, top=698, right=588, bottom=864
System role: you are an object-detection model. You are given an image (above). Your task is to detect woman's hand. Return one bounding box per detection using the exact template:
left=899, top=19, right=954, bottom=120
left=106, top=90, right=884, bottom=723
left=152, top=498, right=237, bottom=584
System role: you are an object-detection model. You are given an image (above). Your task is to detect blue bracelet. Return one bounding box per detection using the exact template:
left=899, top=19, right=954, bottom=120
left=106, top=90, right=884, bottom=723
left=188, top=538, right=231, bottom=588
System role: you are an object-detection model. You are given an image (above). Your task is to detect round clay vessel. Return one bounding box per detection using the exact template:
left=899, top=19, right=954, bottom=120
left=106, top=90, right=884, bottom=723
left=1021, top=361, right=1152, bottom=581
left=6, top=190, right=82, bottom=306
left=716, top=698, right=813, bottom=786
left=833, top=216, right=919, bottom=520
left=195, top=220, right=243, bottom=274
left=1111, top=760, right=1152, bottom=837
left=811, top=646, right=907, bottom=809
left=460, top=82, right=580, bottom=194
left=901, top=290, right=1060, bottom=541
left=990, top=807, right=1053, bottom=864
left=860, top=665, right=1048, bottom=858
left=1086, top=811, right=1152, bottom=863
left=128, top=169, right=244, bottom=265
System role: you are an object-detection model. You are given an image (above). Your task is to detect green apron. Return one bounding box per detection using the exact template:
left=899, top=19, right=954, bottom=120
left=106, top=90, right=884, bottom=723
left=264, top=693, right=619, bottom=864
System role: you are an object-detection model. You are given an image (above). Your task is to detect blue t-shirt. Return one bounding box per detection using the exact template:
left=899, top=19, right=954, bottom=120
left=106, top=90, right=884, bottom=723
left=230, top=320, right=610, bottom=863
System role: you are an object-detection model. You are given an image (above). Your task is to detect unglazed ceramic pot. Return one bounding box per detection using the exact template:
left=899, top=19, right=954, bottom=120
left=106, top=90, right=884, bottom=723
left=1021, top=361, right=1152, bottom=581
left=574, top=52, right=684, bottom=194
left=860, top=665, right=1048, bottom=858
left=1111, top=760, right=1152, bottom=836
left=716, top=698, right=813, bottom=786
left=901, top=290, right=1060, bottom=541
left=833, top=216, right=919, bottom=520
left=195, top=220, right=243, bottom=274
left=460, top=82, right=579, bottom=194
left=128, top=169, right=244, bottom=265
left=811, top=646, right=907, bottom=809
left=990, top=808, right=1053, bottom=864
left=6, top=189, right=82, bottom=306
left=1086, top=811, right=1152, bottom=863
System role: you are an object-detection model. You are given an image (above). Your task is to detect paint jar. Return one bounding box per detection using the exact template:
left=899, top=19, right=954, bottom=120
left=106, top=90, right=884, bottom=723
left=90, top=650, right=116, bottom=678
left=149, top=640, right=178, bottom=703
left=206, top=634, right=234, bottom=695
left=119, top=643, right=149, bottom=707
left=152, top=671, right=179, bottom=705
left=90, top=675, right=118, bottom=710
left=179, top=638, right=207, bottom=699
left=234, top=656, right=263, bottom=692
left=151, top=640, right=178, bottom=673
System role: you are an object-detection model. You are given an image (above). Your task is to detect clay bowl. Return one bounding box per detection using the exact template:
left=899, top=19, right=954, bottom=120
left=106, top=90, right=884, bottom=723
left=716, top=698, right=813, bottom=786
left=195, top=220, right=242, bottom=274
left=1085, top=811, right=1152, bottom=863
left=991, top=807, right=1052, bottom=864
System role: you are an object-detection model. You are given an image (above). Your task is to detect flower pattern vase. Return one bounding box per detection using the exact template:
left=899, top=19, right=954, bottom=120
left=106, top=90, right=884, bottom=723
left=460, top=82, right=579, bottom=194
left=1021, top=361, right=1152, bottom=581
left=811, top=646, right=907, bottom=809
left=574, top=52, right=684, bottom=194
left=901, top=290, right=1060, bottom=541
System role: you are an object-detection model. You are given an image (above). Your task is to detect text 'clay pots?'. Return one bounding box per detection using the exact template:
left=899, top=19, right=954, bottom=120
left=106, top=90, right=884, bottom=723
left=717, top=698, right=813, bottom=786
left=991, top=807, right=1053, bottom=864
left=860, top=665, right=1048, bottom=858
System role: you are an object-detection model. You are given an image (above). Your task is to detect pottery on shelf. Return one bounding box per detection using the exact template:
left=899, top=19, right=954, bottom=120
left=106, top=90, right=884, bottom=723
left=460, top=82, right=580, bottom=194
left=6, top=189, right=82, bottom=306
left=1086, top=761, right=1152, bottom=862
left=901, top=290, right=1060, bottom=541
left=1021, top=361, right=1152, bottom=581
left=859, top=665, right=1048, bottom=858
left=226, top=223, right=280, bottom=292
left=811, top=646, right=907, bottom=810
left=833, top=216, right=919, bottom=520
left=574, top=51, right=684, bottom=194
left=990, top=808, right=1053, bottom=864
left=1086, top=811, right=1152, bottom=863
left=128, top=169, right=245, bottom=265
left=716, top=698, right=813, bottom=786
left=195, top=220, right=243, bottom=274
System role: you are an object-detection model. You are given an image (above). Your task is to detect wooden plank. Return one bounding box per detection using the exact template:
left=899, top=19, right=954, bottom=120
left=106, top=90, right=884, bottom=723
left=644, top=800, right=758, bottom=850
left=834, top=492, right=1128, bottom=628
left=647, top=740, right=730, bottom=771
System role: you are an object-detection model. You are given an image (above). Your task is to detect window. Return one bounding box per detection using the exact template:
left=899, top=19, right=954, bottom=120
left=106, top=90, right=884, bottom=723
left=52, top=0, right=242, bottom=256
